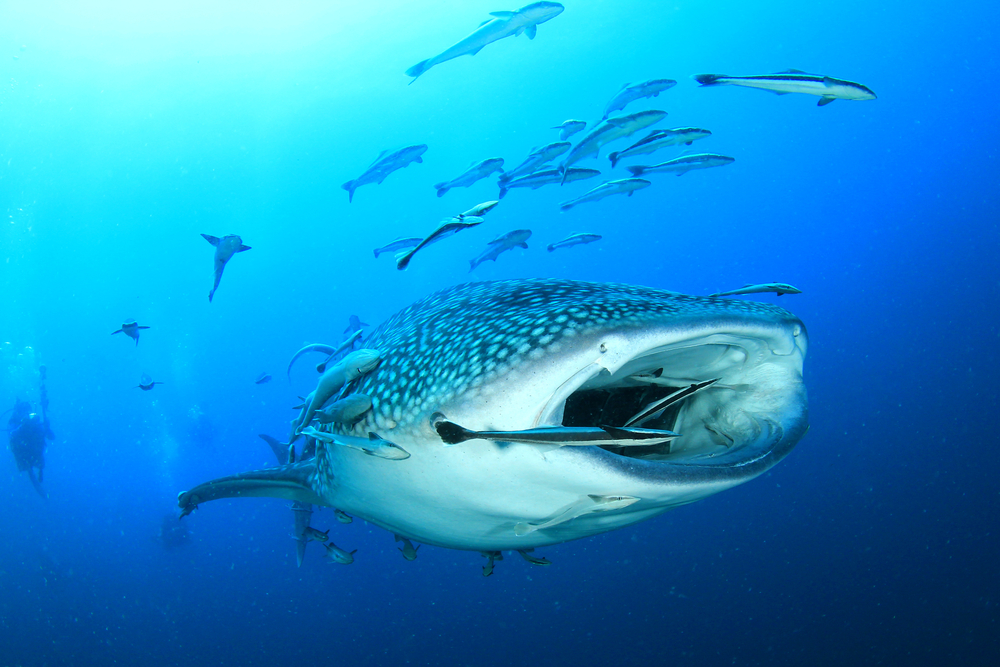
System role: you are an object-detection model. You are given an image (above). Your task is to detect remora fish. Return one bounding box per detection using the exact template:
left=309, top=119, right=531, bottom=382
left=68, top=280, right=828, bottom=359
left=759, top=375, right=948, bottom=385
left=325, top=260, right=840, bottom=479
left=498, top=168, right=600, bottom=199
left=374, top=237, right=422, bottom=259
left=693, top=70, right=877, bottom=106
left=558, top=110, right=667, bottom=180
left=314, top=394, right=373, bottom=426
left=458, top=200, right=500, bottom=219
left=559, top=178, right=650, bottom=211
left=300, top=426, right=410, bottom=461
left=627, top=154, right=734, bottom=177
left=405, top=2, right=565, bottom=83
left=514, top=494, right=639, bottom=536
left=546, top=233, right=602, bottom=252
left=178, top=279, right=809, bottom=554
left=395, top=535, right=420, bottom=561
left=296, top=349, right=382, bottom=434
left=201, top=234, right=251, bottom=302
left=136, top=373, right=164, bottom=391
left=255, top=372, right=272, bottom=385
left=552, top=119, right=586, bottom=141
left=710, top=283, right=802, bottom=297
left=395, top=217, right=485, bottom=271
left=469, top=229, right=532, bottom=272
left=342, top=145, right=428, bottom=203
left=500, top=142, right=571, bottom=184
left=602, top=79, right=677, bottom=119
left=608, top=128, right=713, bottom=168
left=111, top=320, right=150, bottom=346
left=434, top=416, right=679, bottom=447
left=434, top=158, right=505, bottom=197
left=324, top=542, right=357, bottom=564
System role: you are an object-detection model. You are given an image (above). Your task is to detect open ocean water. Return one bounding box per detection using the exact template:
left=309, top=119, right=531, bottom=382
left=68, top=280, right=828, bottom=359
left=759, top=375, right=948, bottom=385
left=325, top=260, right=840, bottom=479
left=2, top=1, right=998, bottom=665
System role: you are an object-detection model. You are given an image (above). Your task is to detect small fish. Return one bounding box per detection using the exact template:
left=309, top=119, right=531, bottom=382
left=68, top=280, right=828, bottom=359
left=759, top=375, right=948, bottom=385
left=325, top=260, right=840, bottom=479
left=395, top=535, right=420, bottom=561
left=558, top=110, right=667, bottom=180
left=433, top=414, right=678, bottom=448
left=514, top=494, right=639, bottom=536
left=324, top=542, right=357, bottom=564
left=517, top=549, right=551, bottom=566
left=499, top=142, right=571, bottom=184
left=458, top=200, right=500, bottom=219
left=334, top=509, right=353, bottom=524
left=111, top=320, right=150, bottom=346
left=693, top=70, right=876, bottom=106
left=481, top=551, right=499, bottom=577
left=300, top=426, right=411, bottom=461
left=136, top=373, right=164, bottom=391
left=342, top=145, right=428, bottom=203
left=551, top=119, right=586, bottom=141
left=405, top=2, right=565, bottom=83
left=374, top=237, right=422, bottom=259
left=469, top=229, right=531, bottom=272
left=498, top=167, right=600, bottom=199
left=546, top=233, right=602, bottom=252
left=317, top=330, right=365, bottom=374
left=255, top=372, right=272, bottom=385
left=296, top=349, right=382, bottom=433
left=626, top=154, right=734, bottom=177
left=314, top=394, right=373, bottom=426
left=303, top=526, right=329, bottom=542
left=603, top=79, right=677, bottom=119
left=624, top=378, right=720, bottom=427
left=201, top=234, right=251, bottom=302
left=395, top=217, right=484, bottom=271
left=434, top=158, right=505, bottom=197
left=608, top=127, right=713, bottom=168
left=559, top=178, right=650, bottom=211
left=344, top=315, right=369, bottom=335
left=710, top=283, right=802, bottom=297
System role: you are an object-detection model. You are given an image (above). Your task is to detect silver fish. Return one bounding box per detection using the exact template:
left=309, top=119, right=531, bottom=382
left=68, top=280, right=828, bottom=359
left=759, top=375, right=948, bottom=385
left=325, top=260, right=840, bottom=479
left=627, top=154, right=734, bottom=177
left=324, top=542, right=356, bottom=564
left=374, top=237, right=422, bottom=259
left=602, top=79, right=677, bottom=119
left=314, top=394, right=373, bottom=426
left=342, top=145, right=428, bottom=203
left=395, top=217, right=485, bottom=271
left=300, top=426, right=411, bottom=461
left=546, top=233, right=602, bottom=252
left=434, top=158, right=505, bottom=197
left=608, top=127, right=712, bottom=168
left=517, top=549, right=551, bottom=565
left=498, top=167, right=600, bottom=199
left=179, top=279, right=809, bottom=554
left=710, top=283, right=802, bottom=297
left=499, top=142, right=571, bottom=183
left=296, top=349, right=381, bottom=434
left=469, top=229, right=531, bottom=272
left=434, top=416, right=679, bottom=448
left=551, top=119, right=586, bottom=141
left=693, top=70, right=876, bottom=106
left=395, top=535, right=420, bottom=561
left=559, top=178, right=650, bottom=210
left=334, top=509, right=353, bottom=524
left=458, top=200, right=500, bottom=219
left=111, top=319, right=150, bottom=346
left=405, top=2, right=565, bottom=83
left=201, top=234, right=251, bottom=302
left=558, top=110, right=667, bottom=180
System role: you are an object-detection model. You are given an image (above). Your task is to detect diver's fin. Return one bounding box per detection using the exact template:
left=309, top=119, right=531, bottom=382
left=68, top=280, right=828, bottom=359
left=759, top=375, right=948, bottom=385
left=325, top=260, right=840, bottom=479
left=178, top=462, right=322, bottom=517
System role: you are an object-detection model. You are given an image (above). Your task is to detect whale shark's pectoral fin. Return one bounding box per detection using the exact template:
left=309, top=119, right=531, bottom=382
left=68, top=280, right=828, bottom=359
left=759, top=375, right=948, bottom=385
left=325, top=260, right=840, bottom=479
left=177, top=462, right=323, bottom=517
left=201, top=233, right=220, bottom=247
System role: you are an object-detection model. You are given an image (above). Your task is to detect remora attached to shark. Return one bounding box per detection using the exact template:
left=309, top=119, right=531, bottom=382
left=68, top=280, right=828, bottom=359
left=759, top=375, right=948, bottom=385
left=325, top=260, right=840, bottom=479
left=179, top=279, right=808, bottom=553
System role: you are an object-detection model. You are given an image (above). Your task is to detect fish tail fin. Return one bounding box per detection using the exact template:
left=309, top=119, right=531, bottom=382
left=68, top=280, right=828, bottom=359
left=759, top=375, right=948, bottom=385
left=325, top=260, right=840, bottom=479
left=434, top=183, right=448, bottom=197
left=626, top=165, right=646, bottom=177
left=469, top=260, right=476, bottom=272
left=395, top=249, right=415, bottom=271
left=373, top=248, right=380, bottom=258
left=405, top=59, right=430, bottom=82
left=609, top=152, right=620, bottom=168
left=559, top=166, right=568, bottom=186
left=559, top=202, right=573, bottom=212
left=546, top=244, right=556, bottom=252
left=693, top=73, right=724, bottom=86
left=341, top=180, right=356, bottom=203
left=498, top=183, right=508, bottom=199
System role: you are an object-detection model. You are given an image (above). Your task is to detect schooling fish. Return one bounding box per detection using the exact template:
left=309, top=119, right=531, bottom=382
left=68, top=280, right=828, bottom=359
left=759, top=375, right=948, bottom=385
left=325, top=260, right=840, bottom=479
left=342, top=145, right=428, bottom=203
left=602, top=79, right=677, bottom=119
left=499, top=142, right=571, bottom=184
left=178, top=279, right=809, bottom=555
left=546, top=233, right=602, bottom=252
left=458, top=200, right=500, bottom=219
left=435, top=158, right=505, bottom=197
left=469, top=229, right=532, bottom=272
left=111, top=320, right=150, bottom=346
left=559, top=178, right=650, bottom=211
left=608, top=128, right=713, bottom=168
left=693, top=70, right=876, bottom=106
left=201, top=234, right=251, bottom=302
left=551, top=119, right=586, bottom=141
left=395, top=217, right=485, bottom=271
left=710, top=283, right=802, bottom=297
left=558, top=110, right=666, bottom=181
left=626, top=154, right=734, bottom=177
left=405, top=2, right=565, bottom=83
left=498, top=167, right=600, bottom=199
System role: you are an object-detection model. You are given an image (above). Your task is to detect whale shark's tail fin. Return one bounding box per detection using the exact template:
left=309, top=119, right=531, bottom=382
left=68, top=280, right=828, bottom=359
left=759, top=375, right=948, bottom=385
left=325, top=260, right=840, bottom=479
left=178, top=462, right=323, bottom=518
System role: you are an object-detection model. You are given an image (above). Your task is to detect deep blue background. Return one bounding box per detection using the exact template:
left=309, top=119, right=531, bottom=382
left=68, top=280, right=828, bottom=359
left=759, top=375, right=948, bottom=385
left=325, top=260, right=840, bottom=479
left=2, top=1, right=998, bottom=665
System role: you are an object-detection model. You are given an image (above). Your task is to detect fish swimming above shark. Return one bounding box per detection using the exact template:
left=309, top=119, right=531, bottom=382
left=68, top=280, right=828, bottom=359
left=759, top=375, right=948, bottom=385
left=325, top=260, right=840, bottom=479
left=546, top=233, right=602, bottom=252
left=552, top=119, right=586, bottom=141
left=500, top=142, right=571, bottom=184
left=178, top=278, right=809, bottom=556
left=602, top=79, right=677, bottom=119
left=342, top=145, right=428, bottom=203
left=710, top=283, right=802, bottom=297
left=559, top=178, right=650, bottom=211
left=608, top=128, right=713, bottom=168
left=201, top=234, right=251, bottom=302
left=627, top=153, right=734, bottom=177
left=469, top=229, right=532, bottom=271
left=405, top=2, right=565, bottom=83
left=693, top=70, right=877, bottom=106
left=395, top=217, right=485, bottom=271
left=434, top=158, right=505, bottom=197
left=559, top=110, right=667, bottom=182
left=498, top=168, right=600, bottom=199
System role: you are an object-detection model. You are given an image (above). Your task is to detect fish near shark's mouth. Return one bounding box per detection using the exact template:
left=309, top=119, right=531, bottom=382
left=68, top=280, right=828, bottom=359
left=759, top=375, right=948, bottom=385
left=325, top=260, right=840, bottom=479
left=538, top=322, right=809, bottom=468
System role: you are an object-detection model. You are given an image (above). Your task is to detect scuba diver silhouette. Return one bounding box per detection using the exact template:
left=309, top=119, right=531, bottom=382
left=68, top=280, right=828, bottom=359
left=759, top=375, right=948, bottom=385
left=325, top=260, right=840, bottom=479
left=5, top=365, right=53, bottom=497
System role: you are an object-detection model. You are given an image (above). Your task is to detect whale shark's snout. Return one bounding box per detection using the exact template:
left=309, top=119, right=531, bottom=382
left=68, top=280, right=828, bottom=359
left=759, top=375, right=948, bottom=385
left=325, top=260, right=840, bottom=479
left=179, top=279, right=808, bottom=554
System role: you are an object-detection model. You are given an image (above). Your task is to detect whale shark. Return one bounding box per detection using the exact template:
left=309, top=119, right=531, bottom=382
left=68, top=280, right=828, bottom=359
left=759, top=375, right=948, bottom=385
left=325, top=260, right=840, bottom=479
left=179, top=279, right=808, bottom=554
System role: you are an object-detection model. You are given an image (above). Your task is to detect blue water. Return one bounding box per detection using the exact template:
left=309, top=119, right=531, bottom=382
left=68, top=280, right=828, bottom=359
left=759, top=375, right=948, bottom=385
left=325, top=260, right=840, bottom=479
left=2, top=1, right=998, bottom=664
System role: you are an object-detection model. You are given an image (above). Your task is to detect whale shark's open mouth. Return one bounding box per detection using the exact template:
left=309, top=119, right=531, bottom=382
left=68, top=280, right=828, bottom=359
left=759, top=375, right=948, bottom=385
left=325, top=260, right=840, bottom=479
left=543, top=329, right=807, bottom=465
